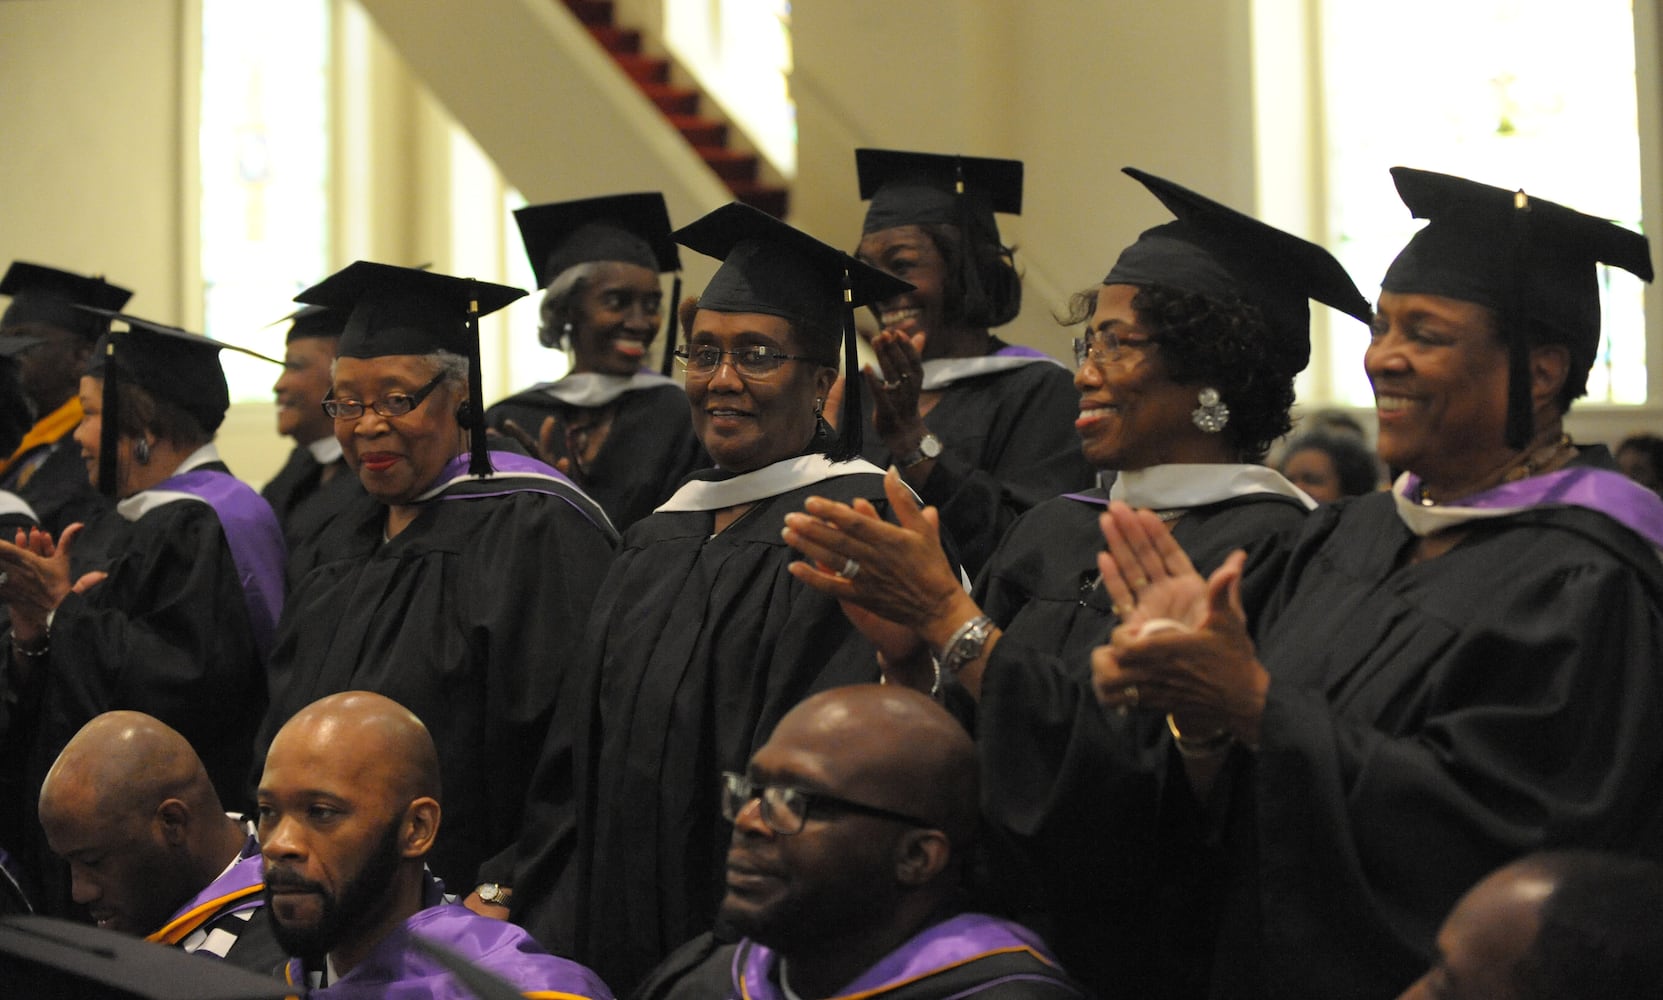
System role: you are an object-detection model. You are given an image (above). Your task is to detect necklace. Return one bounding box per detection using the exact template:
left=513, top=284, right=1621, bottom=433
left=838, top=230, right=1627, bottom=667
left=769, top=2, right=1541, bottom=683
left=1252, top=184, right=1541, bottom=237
left=1415, top=434, right=1577, bottom=506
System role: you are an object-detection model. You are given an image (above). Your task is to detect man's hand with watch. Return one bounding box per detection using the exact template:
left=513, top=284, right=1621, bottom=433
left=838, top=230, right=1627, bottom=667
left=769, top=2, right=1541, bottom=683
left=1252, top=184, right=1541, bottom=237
left=465, top=883, right=513, bottom=920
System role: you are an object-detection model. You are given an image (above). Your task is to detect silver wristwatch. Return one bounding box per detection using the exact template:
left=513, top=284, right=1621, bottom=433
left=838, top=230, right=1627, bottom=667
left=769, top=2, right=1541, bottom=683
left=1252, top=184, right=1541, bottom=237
left=936, top=614, right=995, bottom=677
left=900, top=432, right=943, bottom=469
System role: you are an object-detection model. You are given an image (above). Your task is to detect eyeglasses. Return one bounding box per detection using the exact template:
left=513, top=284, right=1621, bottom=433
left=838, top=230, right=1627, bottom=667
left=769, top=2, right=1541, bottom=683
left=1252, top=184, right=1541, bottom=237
left=719, top=771, right=933, bottom=836
left=1071, top=328, right=1152, bottom=370
left=323, top=371, right=449, bottom=420
left=675, top=345, right=823, bottom=379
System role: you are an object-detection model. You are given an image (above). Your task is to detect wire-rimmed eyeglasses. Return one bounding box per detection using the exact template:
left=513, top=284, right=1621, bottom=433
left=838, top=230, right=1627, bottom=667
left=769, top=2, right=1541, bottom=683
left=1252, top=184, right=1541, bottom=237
left=323, top=371, right=448, bottom=421
left=675, top=345, right=823, bottom=380
left=1071, top=328, right=1153, bottom=370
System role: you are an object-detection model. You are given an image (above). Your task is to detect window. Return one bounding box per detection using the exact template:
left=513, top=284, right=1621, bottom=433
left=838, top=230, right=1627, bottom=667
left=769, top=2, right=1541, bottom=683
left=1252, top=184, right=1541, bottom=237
left=199, top=0, right=332, bottom=402
left=1265, top=0, right=1651, bottom=407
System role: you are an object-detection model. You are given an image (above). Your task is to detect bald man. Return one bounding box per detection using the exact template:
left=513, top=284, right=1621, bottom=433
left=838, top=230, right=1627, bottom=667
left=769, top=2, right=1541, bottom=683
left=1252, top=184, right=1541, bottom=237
left=257, top=691, right=613, bottom=998
left=37, top=711, right=284, bottom=972
left=1397, top=851, right=1663, bottom=1000
left=637, top=685, right=1087, bottom=1000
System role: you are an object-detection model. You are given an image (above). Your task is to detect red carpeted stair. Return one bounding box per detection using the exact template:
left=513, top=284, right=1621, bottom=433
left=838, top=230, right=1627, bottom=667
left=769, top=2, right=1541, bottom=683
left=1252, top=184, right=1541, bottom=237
left=565, top=0, right=790, bottom=218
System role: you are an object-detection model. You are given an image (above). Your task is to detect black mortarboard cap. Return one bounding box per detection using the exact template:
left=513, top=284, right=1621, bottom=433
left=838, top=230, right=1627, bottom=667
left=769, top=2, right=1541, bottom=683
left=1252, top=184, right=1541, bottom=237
left=0, top=914, right=298, bottom=999
left=0, top=262, right=133, bottom=342
left=280, top=303, right=348, bottom=344
left=295, top=261, right=527, bottom=476
left=81, top=309, right=281, bottom=496
left=515, top=193, right=679, bottom=288
left=1381, top=166, right=1655, bottom=448
left=857, top=149, right=1022, bottom=238
left=674, top=201, right=914, bottom=460
left=1104, top=167, right=1373, bottom=379
left=514, top=193, right=683, bottom=375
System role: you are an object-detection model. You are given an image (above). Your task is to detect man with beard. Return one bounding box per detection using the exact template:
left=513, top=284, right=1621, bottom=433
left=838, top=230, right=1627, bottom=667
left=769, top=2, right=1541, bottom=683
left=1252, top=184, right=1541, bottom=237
left=257, top=691, right=613, bottom=998
left=36, top=711, right=285, bottom=973
left=635, top=685, right=1087, bottom=1000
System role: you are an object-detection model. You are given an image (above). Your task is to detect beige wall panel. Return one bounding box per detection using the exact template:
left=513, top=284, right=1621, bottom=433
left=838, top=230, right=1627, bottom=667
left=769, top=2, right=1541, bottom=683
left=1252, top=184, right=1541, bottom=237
left=0, top=0, right=185, bottom=322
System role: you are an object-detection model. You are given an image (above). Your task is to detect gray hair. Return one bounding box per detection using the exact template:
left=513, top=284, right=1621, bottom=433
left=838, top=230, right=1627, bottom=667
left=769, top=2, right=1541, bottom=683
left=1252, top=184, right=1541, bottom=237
left=425, top=349, right=469, bottom=390
left=545, top=262, right=600, bottom=315
left=541, top=262, right=601, bottom=349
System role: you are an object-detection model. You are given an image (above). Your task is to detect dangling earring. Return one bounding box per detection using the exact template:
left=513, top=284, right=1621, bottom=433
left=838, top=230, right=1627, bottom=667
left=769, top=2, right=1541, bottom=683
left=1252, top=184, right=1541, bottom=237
left=562, top=322, right=574, bottom=338
left=814, top=398, right=825, bottom=419
left=1191, top=388, right=1229, bottom=433
left=133, top=437, right=152, bottom=465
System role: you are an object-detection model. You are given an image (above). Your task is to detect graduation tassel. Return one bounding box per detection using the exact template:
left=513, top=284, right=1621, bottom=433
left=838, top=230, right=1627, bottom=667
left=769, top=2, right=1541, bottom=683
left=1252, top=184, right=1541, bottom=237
left=831, top=269, right=863, bottom=462
left=465, top=285, right=493, bottom=477
left=951, top=156, right=992, bottom=328
left=98, top=334, right=119, bottom=498
left=1503, top=190, right=1535, bottom=452
left=660, top=272, right=683, bottom=377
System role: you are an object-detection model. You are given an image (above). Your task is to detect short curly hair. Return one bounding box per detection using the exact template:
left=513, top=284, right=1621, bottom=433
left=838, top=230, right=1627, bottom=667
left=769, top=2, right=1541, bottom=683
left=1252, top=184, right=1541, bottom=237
left=1280, top=434, right=1380, bottom=497
left=1063, top=284, right=1296, bottom=462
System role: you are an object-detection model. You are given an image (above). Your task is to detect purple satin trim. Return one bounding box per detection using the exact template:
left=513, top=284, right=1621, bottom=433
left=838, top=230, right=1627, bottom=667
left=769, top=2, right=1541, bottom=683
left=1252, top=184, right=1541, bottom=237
left=1400, top=466, right=1663, bottom=549
left=425, top=450, right=582, bottom=494
left=289, top=878, right=612, bottom=999
left=994, top=344, right=1051, bottom=359
left=162, top=842, right=265, bottom=928
left=155, top=470, right=286, bottom=657
left=1061, top=491, right=1107, bottom=507
left=425, top=451, right=613, bottom=537
left=738, top=914, right=1052, bottom=1000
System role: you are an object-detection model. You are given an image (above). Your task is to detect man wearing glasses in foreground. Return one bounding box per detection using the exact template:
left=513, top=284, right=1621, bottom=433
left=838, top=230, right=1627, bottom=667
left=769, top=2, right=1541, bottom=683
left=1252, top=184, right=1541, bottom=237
left=635, top=684, right=1089, bottom=1000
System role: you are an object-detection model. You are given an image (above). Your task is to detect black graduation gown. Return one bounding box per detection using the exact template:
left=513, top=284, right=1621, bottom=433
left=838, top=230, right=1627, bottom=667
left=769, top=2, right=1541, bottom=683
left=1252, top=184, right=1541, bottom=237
left=0, top=434, right=112, bottom=539
left=636, top=920, right=1091, bottom=1000
left=256, top=465, right=618, bottom=891
left=486, top=382, right=708, bottom=533
left=513, top=468, right=890, bottom=995
left=970, top=490, right=1307, bottom=1000
left=259, top=445, right=363, bottom=589
left=1, top=470, right=274, bottom=912
left=1196, top=476, right=1663, bottom=999
left=860, top=360, right=1094, bottom=578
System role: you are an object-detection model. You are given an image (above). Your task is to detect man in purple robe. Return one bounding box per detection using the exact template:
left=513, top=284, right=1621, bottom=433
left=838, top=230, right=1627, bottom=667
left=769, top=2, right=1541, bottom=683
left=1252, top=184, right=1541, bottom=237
left=36, top=711, right=285, bottom=974
left=258, top=690, right=613, bottom=999
left=636, top=685, right=1088, bottom=1000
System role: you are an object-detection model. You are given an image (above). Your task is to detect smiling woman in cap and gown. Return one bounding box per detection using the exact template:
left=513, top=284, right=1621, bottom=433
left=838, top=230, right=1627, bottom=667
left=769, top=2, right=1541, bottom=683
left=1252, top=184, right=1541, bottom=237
left=783, top=167, right=1373, bottom=999
left=254, top=261, right=618, bottom=897
left=1088, top=167, right=1663, bottom=999
left=851, top=150, right=1095, bottom=577
left=0, top=313, right=286, bottom=910
left=487, top=193, right=708, bottom=532
left=508, top=202, right=923, bottom=995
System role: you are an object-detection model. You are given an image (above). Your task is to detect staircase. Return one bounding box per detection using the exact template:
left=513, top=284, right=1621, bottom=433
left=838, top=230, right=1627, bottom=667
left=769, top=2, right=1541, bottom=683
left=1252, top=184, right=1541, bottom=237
left=564, top=0, right=790, bottom=219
